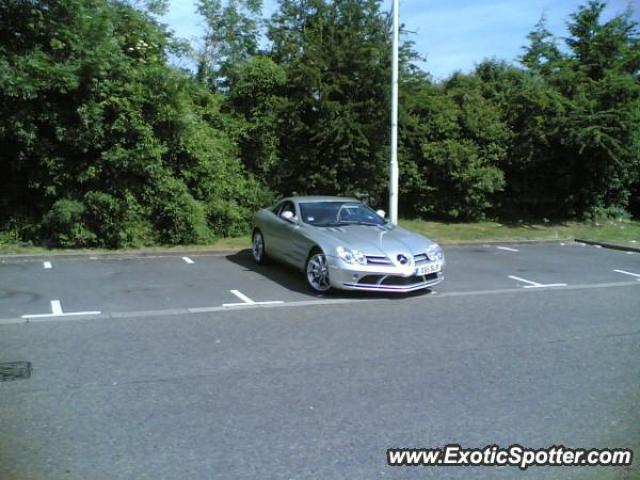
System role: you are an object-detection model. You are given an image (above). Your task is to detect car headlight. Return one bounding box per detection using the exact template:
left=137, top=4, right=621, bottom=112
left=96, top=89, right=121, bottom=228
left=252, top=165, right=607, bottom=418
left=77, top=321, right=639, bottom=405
left=336, top=246, right=367, bottom=265
left=426, top=243, right=444, bottom=262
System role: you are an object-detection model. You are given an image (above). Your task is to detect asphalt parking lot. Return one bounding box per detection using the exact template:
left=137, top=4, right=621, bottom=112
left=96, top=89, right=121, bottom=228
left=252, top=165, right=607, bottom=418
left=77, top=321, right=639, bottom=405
left=1, top=241, right=639, bottom=321
left=1, top=242, right=639, bottom=479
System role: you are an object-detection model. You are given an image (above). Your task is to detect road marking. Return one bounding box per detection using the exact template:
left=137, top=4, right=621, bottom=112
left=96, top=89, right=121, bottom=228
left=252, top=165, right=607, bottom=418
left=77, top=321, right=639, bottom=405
left=436, top=281, right=637, bottom=296
left=508, top=275, right=542, bottom=287
left=613, top=269, right=640, bottom=279
left=43, top=261, right=52, bottom=269
left=627, top=251, right=636, bottom=255
left=182, top=257, right=194, bottom=264
left=223, top=289, right=284, bottom=308
left=230, top=289, right=255, bottom=304
left=497, top=246, right=519, bottom=252
left=222, top=301, right=285, bottom=308
left=50, top=300, right=63, bottom=315
left=21, top=299, right=101, bottom=319
left=508, top=275, right=567, bottom=288
left=3, top=281, right=639, bottom=325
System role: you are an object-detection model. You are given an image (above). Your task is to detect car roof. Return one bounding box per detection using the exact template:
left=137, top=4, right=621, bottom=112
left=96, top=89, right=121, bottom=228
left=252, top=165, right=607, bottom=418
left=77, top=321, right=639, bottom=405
left=287, top=196, right=360, bottom=203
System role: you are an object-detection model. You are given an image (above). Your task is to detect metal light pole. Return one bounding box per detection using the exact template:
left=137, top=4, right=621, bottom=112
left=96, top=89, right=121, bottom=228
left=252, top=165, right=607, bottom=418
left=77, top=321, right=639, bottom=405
left=389, top=0, right=399, bottom=225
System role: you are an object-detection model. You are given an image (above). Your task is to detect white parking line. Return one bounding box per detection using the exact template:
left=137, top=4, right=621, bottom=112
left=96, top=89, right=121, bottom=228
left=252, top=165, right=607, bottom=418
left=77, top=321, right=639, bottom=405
left=613, top=269, right=640, bottom=279
left=22, top=299, right=101, bottom=319
left=508, top=275, right=543, bottom=287
left=508, top=275, right=567, bottom=288
left=497, top=246, right=519, bottom=252
left=223, top=289, right=284, bottom=308
left=3, top=280, right=638, bottom=326
left=50, top=300, right=63, bottom=315
left=43, top=261, right=52, bottom=269
left=182, top=257, right=195, bottom=264
left=230, top=289, right=255, bottom=304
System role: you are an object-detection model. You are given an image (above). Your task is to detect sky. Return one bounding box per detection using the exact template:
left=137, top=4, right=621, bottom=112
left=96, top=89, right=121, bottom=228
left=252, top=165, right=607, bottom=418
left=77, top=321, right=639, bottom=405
left=159, top=0, right=639, bottom=79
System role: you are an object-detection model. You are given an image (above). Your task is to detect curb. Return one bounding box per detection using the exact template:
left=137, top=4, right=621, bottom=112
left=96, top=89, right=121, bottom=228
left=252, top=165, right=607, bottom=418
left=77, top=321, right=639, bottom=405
left=442, top=238, right=572, bottom=247
left=0, top=239, right=578, bottom=261
left=6, top=238, right=639, bottom=261
left=0, top=249, right=247, bottom=262
left=574, top=238, right=640, bottom=253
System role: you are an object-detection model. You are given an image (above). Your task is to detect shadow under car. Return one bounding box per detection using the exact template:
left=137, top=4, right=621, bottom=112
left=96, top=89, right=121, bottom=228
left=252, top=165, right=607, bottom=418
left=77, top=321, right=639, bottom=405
left=225, top=249, right=433, bottom=300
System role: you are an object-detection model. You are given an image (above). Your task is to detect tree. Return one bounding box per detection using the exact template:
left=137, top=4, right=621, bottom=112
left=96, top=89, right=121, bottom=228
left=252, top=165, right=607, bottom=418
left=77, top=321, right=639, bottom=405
left=518, top=1, right=640, bottom=217
left=0, top=0, right=269, bottom=247
left=560, top=1, right=640, bottom=216
left=226, top=56, right=288, bottom=181
left=266, top=0, right=392, bottom=202
left=196, top=0, right=263, bottom=89
left=399, top=71, right=508, bottom=220
left=474, top=61, right=572, bottom=218
left=520, top=14, right=563, bottom=76
left=566, top=0, right=640, bottom=81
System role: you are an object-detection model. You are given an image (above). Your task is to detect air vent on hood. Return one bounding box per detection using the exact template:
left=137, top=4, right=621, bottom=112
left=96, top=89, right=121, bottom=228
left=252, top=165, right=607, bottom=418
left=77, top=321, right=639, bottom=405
left=365, top=255, right=392, bottom=265
left=414, top=253, right=429, bottom=264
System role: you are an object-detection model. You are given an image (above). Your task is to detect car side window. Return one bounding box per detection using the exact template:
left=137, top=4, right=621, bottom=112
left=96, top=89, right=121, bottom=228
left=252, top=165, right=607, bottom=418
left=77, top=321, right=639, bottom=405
left=280, top=201, right=296, bottom=218
left=272, top=202, right=285, bottom=215
left=273, top=201, right=296, bottom=218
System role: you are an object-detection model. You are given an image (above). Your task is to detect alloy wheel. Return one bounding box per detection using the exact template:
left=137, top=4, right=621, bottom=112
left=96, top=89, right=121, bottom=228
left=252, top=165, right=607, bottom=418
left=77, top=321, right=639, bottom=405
left=306, top=253, right=331, bottom=292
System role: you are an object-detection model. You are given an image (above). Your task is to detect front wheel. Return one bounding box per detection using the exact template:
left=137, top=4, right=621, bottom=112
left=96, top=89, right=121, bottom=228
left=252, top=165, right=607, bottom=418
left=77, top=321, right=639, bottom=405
left=305, top=251, right=332, bottom=293
left=252, top=229, right=268, bottom=265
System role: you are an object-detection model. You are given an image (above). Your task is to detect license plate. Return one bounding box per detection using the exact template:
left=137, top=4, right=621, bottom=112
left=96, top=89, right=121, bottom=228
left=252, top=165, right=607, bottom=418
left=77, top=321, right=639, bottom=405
left=415, top=262, right=441, bottom=276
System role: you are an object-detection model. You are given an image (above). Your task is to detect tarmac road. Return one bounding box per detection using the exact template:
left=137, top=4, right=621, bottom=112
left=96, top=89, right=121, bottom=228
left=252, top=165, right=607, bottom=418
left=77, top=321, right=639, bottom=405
left=1, top=242, right=639, bottom=479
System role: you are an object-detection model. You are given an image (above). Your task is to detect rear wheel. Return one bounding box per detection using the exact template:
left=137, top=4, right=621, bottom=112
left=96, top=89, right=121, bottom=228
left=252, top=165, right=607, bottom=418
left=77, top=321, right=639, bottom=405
left=305, top=250, right=332, bottom=293
left=252, top=229, right=268, bottom=265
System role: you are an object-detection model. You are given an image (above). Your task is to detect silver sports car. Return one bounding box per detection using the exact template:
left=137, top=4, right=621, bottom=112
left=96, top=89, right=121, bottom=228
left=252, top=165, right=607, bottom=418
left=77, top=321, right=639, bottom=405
left=252, top=196, right=445, bottom=293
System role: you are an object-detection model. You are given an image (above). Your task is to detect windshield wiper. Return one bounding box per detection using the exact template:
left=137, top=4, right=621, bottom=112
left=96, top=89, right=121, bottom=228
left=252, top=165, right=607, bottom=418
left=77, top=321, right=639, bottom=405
left=322, top=221, right=350, bottom=227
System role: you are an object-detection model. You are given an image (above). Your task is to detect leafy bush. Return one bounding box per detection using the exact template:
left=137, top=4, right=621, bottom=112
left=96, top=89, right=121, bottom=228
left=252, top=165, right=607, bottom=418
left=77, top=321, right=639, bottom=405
left=150, top=177, right=211, bottom=245
left=41, top=200, right=96, bottom=247
left=586, top=205, right=632, bottom=222
left=0, top=0, right=272, bottom=248
left=399, top=79, right=508, bottom=220
left=2, top=0, right=639, bottom=251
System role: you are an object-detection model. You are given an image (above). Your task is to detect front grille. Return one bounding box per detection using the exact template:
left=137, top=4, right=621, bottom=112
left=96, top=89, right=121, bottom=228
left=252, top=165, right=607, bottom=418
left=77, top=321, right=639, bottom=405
left=358, top=275, right=385, bottom=285
left=365, top=255, right=392, bottom=266
left=345, top=271, right=443, bottom=291
left=366, top=253, right=430, bottom=265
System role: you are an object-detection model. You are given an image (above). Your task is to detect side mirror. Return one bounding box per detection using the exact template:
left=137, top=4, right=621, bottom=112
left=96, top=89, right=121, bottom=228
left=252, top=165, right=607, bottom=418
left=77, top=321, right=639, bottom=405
left=376, top=209, right=386, bottom=219
left=280, top=210, right=296, bottom=223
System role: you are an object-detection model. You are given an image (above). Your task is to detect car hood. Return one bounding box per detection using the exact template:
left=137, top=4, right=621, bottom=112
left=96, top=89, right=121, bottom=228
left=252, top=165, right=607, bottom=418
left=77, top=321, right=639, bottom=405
left=307, top=224, right=434, bottom=258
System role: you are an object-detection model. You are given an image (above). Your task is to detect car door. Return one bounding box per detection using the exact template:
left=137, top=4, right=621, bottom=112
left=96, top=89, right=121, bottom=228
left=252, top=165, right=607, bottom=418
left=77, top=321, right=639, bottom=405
left=270, top=200, right=307, bottom=267
left=259, top=201, right=287, bottom=261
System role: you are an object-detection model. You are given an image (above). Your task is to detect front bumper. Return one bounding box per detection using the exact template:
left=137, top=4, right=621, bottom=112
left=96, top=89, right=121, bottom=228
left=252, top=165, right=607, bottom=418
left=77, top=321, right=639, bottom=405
left=327, top=257, right=445, bottom=292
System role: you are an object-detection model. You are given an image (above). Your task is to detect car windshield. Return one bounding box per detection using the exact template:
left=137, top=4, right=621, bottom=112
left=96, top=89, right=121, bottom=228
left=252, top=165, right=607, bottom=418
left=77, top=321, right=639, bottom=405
left=299, top=202, right=385, bottom=227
